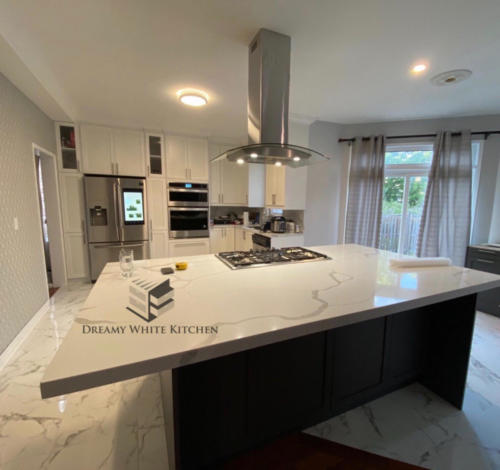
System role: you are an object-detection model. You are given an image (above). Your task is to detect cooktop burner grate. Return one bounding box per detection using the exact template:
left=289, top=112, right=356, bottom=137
left=216, top=247, right=330, bottom=269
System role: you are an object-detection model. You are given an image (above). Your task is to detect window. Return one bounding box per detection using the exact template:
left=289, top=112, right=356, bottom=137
left=381, top=144, right=433, bottom=255
left=380, top=141, right=482, bottom=255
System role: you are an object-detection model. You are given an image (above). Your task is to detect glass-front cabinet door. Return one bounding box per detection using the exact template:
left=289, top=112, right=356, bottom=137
left=146, top=133, right=164, bottom=177
left=56, top=122, right=80, bottom=171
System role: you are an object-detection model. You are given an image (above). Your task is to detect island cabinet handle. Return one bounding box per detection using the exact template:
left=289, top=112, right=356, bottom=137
left=476, top=249, right=495, bottom=254
left=476, top=258, right=494, bottom=264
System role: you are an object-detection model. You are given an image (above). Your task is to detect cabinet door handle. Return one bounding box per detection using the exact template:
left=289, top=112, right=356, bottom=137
left=111, top=162, right=114, bottom=174
left=222, top=193, right=224, bottom=204
left=116, top=162, right=119, bottom=175
left=476, top=258, right=494, bottom=264
left=477, top=249, right=495, bottom=255
left=147, top=165, right=150, bottom=176
left=149, top=219, right=153, bottom=242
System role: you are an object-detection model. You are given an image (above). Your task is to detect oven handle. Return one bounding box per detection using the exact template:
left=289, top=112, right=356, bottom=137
left=168, top=188, right=208, bottom=193
left=168, top=207, right=209, bottom=211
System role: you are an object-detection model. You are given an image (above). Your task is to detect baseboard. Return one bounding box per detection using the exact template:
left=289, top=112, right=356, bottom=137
left=0, top=298, right=50, bottom=371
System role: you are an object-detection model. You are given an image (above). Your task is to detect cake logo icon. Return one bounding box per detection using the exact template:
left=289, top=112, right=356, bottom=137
left=126, top=277, right=174, bottom=322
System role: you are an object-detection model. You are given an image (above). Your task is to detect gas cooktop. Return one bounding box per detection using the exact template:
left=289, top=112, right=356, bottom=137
left=215, top=247, right=330, bottom=270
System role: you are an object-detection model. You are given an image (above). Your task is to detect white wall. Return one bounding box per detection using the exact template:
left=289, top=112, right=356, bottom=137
left=304, top=114, right=500, bottom=246
left=0, top=72, right=56, bottom=354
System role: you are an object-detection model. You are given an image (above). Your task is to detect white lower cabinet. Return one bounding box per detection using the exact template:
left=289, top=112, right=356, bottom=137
left=235, top=227, right=253, bottom=251
left=64, top=233, right=89, bottom=279
left=210, top=226, right=235, bottom=253
left=150, top=231, right=169, bottom=259
left=168, top=239, right=210, bottom=257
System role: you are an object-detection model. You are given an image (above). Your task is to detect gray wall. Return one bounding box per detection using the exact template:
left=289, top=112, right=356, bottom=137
left=0, top=72, right=56, bottom=354
left=304, top=121, right=348, bottom=246
left=305, top=115, right=500, bottom=246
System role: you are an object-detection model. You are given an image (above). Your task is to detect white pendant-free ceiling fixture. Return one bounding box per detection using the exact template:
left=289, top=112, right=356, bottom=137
left=176, top=89, right=209, bottom=107
left=430, top=69, right=472, bottom=86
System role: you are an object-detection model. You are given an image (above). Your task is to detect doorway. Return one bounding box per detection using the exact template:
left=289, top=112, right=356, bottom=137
left=33, top=144, right=67, bottom=297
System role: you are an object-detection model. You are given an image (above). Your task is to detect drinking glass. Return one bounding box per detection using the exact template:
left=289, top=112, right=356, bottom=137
left=119, top=248, right=134, bottom=278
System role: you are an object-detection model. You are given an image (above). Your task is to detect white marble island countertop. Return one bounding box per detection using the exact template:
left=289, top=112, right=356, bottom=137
left=40, top=244, right=500, bottom=398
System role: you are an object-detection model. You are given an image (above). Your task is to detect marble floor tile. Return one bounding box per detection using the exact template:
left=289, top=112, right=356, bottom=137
left=0, top=281, right=168, bottom=470
left=1, top=281, right=499, bottom=469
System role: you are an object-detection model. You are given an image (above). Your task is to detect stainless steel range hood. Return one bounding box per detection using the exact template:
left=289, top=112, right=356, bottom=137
left=212, top=29, right=327, bottom=168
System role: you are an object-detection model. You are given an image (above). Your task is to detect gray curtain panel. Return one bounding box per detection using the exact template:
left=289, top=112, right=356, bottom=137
left=417, top=130, right=472, bottom=265
left=345, top=136, right=386, bottom=247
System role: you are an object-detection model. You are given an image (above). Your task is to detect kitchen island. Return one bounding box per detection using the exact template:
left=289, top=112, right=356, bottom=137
left=40, top=244, right=500, bottom=469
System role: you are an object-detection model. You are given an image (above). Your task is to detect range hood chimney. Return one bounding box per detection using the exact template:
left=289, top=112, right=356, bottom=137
left=212, top=29, right=327, bottom=168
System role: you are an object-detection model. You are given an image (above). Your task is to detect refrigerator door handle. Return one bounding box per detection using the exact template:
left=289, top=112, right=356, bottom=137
left=112, top=181, right=120, bottom=240
left=116, top=179, right=125, bottom=240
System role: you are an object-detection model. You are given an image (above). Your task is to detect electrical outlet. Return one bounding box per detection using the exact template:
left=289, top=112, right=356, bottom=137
left=14, top=217, right=19, bottom=231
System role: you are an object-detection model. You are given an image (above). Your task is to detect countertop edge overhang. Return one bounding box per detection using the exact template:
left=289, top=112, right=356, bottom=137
left=40, top=276, right=500, bottom=399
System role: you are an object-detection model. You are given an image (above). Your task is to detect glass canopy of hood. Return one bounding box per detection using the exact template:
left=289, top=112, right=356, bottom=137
left=211, top=143, right=326, bottom=168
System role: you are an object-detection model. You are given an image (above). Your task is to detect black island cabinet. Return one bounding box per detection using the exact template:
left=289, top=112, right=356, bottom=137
left=162, top=294, right=477, bottom=469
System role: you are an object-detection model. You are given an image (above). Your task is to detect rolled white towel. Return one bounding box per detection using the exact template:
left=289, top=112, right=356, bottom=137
left=389, top=257, right=452, bottom=268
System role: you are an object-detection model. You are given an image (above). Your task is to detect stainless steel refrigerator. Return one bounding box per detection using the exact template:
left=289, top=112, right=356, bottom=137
left=83, top=175, right=149, bottom=281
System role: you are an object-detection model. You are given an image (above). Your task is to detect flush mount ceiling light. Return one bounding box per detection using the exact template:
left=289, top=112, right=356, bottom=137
left=411, top=63, right=427, bottom=74
left=275, top=161, right=282, bottom=167
left=176, top=89, right=209, bottom=107
left=293, top=156, right=300, bottom=162
left=250, top=152, right=258, bottom=158
left=430, top=69, right=472, bottom=86
left=236, top=158, right=245, bottom=164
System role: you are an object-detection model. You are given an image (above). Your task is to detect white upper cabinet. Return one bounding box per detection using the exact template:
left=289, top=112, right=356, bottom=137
left=210, top=159, right=222, bottom=205
left=265, top=164, right=286, bottom=207
left=80, top=124, right=145, bottom=176
left=210, top=143, right=248, bottom=206
left=188, top=138, right=209, bottom=181
left=146, top=133, right=165, bottom=178
left=167, top=135, right=208, bottom=182
left=81, top=124, right=114, bottom=175
left=56, top=122, right=80, bottom=172
left=166, top=135, right=188, bottom=180
left=285, top=166, right=307, bottom=210
left=112, top=128, right=146, bottom=176
left=221, top=160, right=248, bottom=205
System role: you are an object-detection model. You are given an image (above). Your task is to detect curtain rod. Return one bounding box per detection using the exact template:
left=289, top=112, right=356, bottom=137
left=338, top=130, right=500, bottom=143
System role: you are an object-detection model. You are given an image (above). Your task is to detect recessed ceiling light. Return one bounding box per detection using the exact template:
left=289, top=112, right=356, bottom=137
left=250, top=152, right=258, bottom=158
left=275, top=161, right=282, bottom=167
left=176, top=89, right=209, bottom=107
left=236, top=158, right=245, bottom=165
left=411, top=63, right=427, bottom=74
left=293, top=156, right=300, bottom=162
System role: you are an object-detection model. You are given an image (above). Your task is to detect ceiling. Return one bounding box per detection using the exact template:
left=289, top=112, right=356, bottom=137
left=1, top=0, right=500, bottom=141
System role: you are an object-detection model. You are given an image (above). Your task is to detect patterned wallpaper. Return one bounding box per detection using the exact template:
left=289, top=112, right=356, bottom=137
left=0, top=73, right=56, bottom=354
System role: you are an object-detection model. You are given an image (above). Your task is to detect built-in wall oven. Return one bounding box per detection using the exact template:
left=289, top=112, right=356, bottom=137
left=168, top=182, right=209, bottom=239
